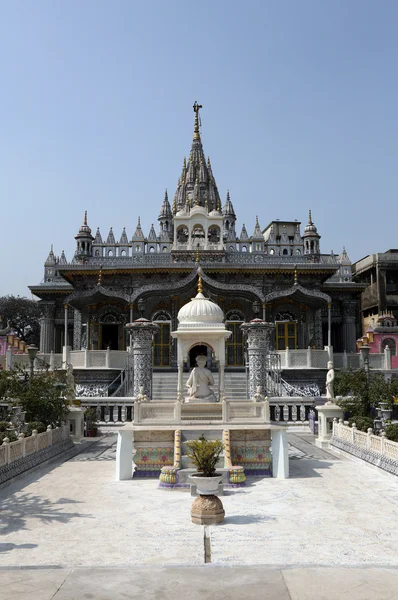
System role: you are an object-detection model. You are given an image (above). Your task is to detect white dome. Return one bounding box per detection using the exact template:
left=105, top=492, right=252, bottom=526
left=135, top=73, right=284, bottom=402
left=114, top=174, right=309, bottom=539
left=178, top=292, right=224, bottom=324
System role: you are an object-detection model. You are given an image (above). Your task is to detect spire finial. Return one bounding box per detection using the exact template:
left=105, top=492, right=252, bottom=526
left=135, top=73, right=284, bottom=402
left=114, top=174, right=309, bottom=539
left=138, top=216, right=141, bottom=226
left=193, top=101, right=202, bottom=141
left=308, top=209, right=312, bottom=223
left=84, top=211, right=87, bottom=225
left=196, top=245, right=200, bottom=263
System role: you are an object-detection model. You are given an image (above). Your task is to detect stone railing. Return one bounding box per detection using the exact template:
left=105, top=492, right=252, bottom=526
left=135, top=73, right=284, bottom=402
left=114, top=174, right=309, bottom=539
left=331, top=419, right=398, bottom=476
left=0, top=424, right=73, bottom=484
left=0, top=425, right=70, bottom=468
left=78, top=396, right=316, bottom=425
left=277, top=348, right=387, bottom=370
left=6, top=348, right=394, bottom=373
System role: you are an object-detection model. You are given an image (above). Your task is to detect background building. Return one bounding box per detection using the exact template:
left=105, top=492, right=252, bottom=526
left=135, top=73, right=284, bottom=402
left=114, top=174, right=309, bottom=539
left=29, top=106, right=365, bottom=366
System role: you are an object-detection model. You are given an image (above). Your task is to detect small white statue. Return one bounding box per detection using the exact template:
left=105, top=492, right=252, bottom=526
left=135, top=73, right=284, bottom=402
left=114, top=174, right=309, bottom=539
left=252, top=385, right=270, bottom=422
left=135, top=385, right=148, bottom=403
left=186, top=355, right=216, bottom=403
left=253, top=385, right=265, bottom=402
left=326, top=361, right=335, bottom=403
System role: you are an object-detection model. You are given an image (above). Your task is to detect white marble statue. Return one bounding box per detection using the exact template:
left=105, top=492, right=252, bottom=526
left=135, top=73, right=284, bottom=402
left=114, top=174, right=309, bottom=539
left=185, top=355, right=216, bottom=403
left=135, top=385, right=148, bottom=403
left=325, top=361, right=335, bottom=402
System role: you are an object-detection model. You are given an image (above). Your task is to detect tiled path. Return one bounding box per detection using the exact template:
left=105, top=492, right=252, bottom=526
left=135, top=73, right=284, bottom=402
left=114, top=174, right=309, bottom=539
left=1, top=432, right=398, bottom=598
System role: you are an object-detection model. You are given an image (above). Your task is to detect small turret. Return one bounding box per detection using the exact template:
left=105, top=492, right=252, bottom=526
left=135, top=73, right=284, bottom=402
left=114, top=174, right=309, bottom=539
left=44, top=246, right=56, bottom=281
left=239, top=223, right=249, bottom=252
left=158, top=190, right=173, bottom=237
left=251, top=216, right=264, bottom=253
left=302, top=210, right=321, bottom=256
left=132, top=217, right=145, bottom=253
left=222, top=190, right=236, bottom=239
left=337, top=246, right=353, bottom=282
left=59, top=250, right=67, bottom=265
left=74, top=211, right=94, bottom=262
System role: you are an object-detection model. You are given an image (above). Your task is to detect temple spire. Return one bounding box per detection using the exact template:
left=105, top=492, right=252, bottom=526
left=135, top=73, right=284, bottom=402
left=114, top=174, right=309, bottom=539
left=193, top=101, right=202, bottom=141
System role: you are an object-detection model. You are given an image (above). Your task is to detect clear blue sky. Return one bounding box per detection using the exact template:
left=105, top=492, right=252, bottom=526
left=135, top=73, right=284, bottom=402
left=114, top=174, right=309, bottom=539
left=1, top=0, right=397, bottom=297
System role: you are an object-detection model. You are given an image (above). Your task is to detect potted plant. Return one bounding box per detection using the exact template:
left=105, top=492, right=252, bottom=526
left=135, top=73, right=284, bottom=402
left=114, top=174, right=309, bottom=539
left=186, top=434, right=224, bottom=495
left=85, top=407, right=99, bottom=437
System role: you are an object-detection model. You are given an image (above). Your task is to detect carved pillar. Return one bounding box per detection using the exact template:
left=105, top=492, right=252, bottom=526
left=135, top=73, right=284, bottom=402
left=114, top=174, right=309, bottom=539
left=73, top=309, right=82, bottom=350
left=39, top=302, right=55, bottom=353
left=126, top=319, right=159, bottom=399
left=241, top=319, right=275, bottom=399
left=171, top=296, right=178, bottom=367
left=314, top=309, right=323, bottom=349
left=342, top=300, right=357, bottom=353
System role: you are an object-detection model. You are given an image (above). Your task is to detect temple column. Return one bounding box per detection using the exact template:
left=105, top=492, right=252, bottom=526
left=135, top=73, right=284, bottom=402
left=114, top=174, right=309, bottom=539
left=327, top=303, right=332, bottom=347
left=73, top=309, right=82, bottom=350
left=39, top=302, right=55, bottom=354
left=63, top=303, right=69, bottom=367
left=342, top=300, right=357, bottom=353
left=219, top=360, right=225, bottom=401
left=241, top=319, right=275, bottom=399
left=126, top=319, right=159, bottom=399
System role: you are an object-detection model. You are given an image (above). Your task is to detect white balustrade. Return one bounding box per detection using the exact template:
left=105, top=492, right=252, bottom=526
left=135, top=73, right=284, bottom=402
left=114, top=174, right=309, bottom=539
left=0, top=425, right=69, bottom=468
left=332, top=421, right=398, bottom=466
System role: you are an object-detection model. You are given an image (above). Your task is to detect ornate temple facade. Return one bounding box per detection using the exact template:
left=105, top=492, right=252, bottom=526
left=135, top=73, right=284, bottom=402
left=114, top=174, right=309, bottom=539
left=29, top=104, right=366, bottom=366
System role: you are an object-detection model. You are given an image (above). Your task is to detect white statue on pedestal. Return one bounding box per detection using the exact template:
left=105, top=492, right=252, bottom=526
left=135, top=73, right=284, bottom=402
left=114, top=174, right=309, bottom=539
left=326, top=361, right=335, bottom=403
left=185, top=355, right=216, bottom=403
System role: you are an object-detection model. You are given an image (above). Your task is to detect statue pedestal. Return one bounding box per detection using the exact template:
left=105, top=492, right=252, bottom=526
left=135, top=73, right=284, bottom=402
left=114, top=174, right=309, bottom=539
left=184, top=394, right=217, bottom=404
left=315, top=402, right=343, bottom=449
left=66, top=406, right=86, bottom=442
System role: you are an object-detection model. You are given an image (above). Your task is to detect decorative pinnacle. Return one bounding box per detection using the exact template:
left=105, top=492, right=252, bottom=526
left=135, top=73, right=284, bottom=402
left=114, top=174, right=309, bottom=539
left=137, top=216, right=141, bottom=226
left=97, top=266, right=103, bottom=286
left=308, top=209, right=312, bottom=223
left=294, top=267, right=298, bottom=285
left=84, top=211, right=87, bottom=225
left=197, top=270, right=203, bottom=294
left=193, top=101, right=202, bottom=140
left=196, top=245, right=200, bottom=263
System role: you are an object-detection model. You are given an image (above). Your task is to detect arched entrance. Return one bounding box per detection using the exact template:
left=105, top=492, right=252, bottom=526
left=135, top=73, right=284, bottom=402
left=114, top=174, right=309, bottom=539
left=99, top=309, right=123, bottom=350
left=188, top=344, right=212, bottom=368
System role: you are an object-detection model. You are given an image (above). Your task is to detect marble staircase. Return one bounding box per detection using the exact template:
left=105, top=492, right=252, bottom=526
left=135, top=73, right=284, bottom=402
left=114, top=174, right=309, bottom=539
left=152, top=371, right=248, bottom=401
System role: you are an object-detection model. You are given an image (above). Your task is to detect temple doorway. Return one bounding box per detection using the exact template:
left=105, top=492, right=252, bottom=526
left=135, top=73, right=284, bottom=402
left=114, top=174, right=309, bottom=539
left=101, top=324, right=119, bottom=350
left=189, top=344, right=211, bottom=368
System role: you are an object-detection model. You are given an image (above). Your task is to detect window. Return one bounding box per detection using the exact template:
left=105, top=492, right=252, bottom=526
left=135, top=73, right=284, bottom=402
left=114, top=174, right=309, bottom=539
left=136, top=246, right=141, bottom=252
left=108, top=250, right=113, bottom=256
left=382, top=338, right=396, bottom=356
left=153, top=312, right=171, bottom=366
left=120, top=249, right=126, bottom=256
left=149, top=246, right=155, bottom=253
left=163, top=246, right=168, bottom=252
left=269, top=248, right=275, bottom=255
left=226, top=311, right=245, bottom=366
left=242, top=246, right=247, bottom=252
left=283, top=249, right=288, bottom=255
left=276, top=321, right=297, bottom=350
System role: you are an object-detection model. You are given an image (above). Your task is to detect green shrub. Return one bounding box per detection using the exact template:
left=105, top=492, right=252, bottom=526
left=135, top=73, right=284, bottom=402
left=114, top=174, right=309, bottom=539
left=0, top=431, right=17, bottom=443
left=186, top=434, right=223, bottom=477
left=348, top=416, right=374, bottom=432
left=84, top=407, right=98, bottom=429
left=384, top=423, right=398, bottom=443
left=25, top=421, right=46, bottom=435
left=0, top=421, right=9, bottom=432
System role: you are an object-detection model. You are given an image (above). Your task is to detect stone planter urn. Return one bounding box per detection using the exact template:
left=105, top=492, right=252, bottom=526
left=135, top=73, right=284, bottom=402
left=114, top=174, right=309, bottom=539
left=189, top=473, right=223, bottom=495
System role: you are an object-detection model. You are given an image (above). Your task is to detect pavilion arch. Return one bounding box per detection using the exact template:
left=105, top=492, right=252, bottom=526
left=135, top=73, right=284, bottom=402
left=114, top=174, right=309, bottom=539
left=176, top=224, right=189, bottom=243
left=208, top=225, right=221, bottom=243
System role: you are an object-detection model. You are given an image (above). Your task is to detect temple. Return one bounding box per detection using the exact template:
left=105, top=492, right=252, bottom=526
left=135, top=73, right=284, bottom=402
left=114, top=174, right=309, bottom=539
left=29, top=104, right=366, bottom=366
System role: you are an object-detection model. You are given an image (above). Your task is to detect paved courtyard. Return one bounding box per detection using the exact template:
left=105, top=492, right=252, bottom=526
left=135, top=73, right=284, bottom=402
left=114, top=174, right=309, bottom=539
left=1, top=432, right=398, bottom=598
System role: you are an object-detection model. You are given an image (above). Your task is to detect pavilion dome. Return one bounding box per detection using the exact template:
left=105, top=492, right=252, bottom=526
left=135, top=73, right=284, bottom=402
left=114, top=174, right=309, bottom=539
left=178, top=292, right=224, bottom=324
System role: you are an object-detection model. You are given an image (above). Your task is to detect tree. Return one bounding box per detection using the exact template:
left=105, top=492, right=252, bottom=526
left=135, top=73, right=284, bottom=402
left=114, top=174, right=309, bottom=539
left=0, top=295, right=41, bottom=346
left=335, top=368, right=398, bottom=417
left=0, top=368, right=69, bottom=427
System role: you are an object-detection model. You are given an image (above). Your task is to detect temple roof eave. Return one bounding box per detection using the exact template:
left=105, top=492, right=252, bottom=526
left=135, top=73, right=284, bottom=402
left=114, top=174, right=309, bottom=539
left=265, top=283, right=331, bottom=307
